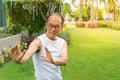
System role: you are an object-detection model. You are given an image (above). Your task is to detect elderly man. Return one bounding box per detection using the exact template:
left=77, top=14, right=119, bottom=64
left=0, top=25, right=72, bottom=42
left=11, top=12, right=68, bottom=80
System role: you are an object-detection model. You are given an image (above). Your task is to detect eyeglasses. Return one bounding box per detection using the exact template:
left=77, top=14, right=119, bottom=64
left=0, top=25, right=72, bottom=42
left=47, top=23, right=61, bottom=30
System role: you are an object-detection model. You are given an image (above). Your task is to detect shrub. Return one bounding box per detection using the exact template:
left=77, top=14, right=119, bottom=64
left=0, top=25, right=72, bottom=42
left=58, top=30, right=71, bottom=45
left=0, top=55, right=4, bottom=66
left=109, top=22, right=120, bottom=30
left=76, top=22, right=85, bottom=28
left=11, top=24, right=27, bottom=34
left=98, top=23, right=108, bottom=28
left=2, top=48, right=11, bottom=62
left=0, top=24, right=26, bottom=34
left=86, top=22, right=98, bottom=28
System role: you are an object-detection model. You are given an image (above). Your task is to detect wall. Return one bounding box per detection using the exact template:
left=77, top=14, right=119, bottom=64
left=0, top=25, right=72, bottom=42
left=0, top=34, right=21, bottom=53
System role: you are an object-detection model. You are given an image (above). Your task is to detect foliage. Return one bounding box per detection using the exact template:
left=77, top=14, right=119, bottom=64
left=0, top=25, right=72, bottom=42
left=58, top=30, right=71, bottom=45
left=15, top=42, right=28, bottom=51
left=98, top=21, right=120, bottom=30
left=98, top=21, right=109, bottom=28
left=76, top=22, right=85, bottom=28
left=7, top=1, right=45, bottom=35
left=93, top=8, right=103, bottom=20
left=0, top=42, right=28, bottom=67
left=31, top=28, right=46, bottom=39
left=61, top=3, right=72, bottom=17
left=82, top=6, right=90, bottom=21
left=108, top=22, right=120, bottom=30
left=86, top=22, right=98, bottom=28
left=70, top=10, right=79, bottom=21
left=71, top=6, right=91, bottom=21
left=7, top=1, right=61, bottom=35
left=0, top=55, right=4, bottom=66
left=7, top=1, right=32, bottom=26
left=11, top=24, right=27, bottom=34
left=0, top=24, right=26, bottom=34
left=2, top=48, right=11, bottom=62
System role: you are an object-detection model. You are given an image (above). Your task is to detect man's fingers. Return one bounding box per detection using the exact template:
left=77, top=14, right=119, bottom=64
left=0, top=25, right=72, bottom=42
left=45, top=47, right=49, bottom=53
left=11, top=45, right=17, bottom=56
left=22, top=49, right=27, bottom=55
left=11, top=47, right=15, bottom=56
left=11, top=45, right=20, bottom=56
left=45, top=47, right=51, bottom=57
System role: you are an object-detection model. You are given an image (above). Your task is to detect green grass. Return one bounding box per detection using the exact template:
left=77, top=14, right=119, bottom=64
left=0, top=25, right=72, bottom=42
left=0, top=60, right=35, bottom=80
left=1, top=28, right=120, bottom=80
left=61, top=28, right=120, bottom=80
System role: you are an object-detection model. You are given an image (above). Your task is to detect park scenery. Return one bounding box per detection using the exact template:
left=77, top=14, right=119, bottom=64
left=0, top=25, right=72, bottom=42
left=0, top=0, right=120, bottom=80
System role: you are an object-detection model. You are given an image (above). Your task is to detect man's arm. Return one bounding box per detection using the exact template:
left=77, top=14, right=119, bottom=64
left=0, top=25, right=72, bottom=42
left=19, top=38, right=42, bottom=64
left=53, top=41, right=68, bottom=66
left=11, top=38, right=42, bottom=64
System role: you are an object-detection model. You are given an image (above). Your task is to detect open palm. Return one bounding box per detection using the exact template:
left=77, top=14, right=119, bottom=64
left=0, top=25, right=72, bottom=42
left=41, top=47, right=53, bottom=63
left=11, top=45, right=26, bottom=63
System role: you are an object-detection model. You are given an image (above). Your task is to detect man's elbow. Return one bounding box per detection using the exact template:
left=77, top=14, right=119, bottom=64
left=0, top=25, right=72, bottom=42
left=63, top=59, right=67, bottom=66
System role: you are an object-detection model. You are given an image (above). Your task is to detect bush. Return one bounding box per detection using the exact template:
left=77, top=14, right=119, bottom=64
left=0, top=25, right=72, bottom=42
left=2, top=48, right=11, bottom=62
left=108, top=22, right=120, bottom=30
left=58, top=30, right=71, bottom=45
left=86, top=22, right=98, bottom=28
left=0, top=55, right=4, bottom=66
left=0, top=24, right=26, bottom=34
left=76, top=22, right=85, bottom=28
left=7, top=1, right=61, bottom=35
left=11, top=24, right=27, bottom=34
left=98, top=23, right=108, bottom=28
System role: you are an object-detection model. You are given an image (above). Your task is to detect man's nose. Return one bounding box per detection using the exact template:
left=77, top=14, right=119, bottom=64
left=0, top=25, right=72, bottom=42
left=51, top=27, right=56, bottom=31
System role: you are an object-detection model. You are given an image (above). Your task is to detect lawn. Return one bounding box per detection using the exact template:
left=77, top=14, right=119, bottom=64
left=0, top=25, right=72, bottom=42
left=61, top=28, right=120, bottom=80
left=1, top=28, right=120, bottom=80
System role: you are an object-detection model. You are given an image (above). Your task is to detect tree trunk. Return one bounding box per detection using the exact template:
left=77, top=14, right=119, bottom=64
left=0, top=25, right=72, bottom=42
left=96, top=0, right=98, bottom=22
left=113, top=0, right=115, bottom=21
left=90, top=0, right=94, bottom=22
left=78, top=0, right=83, bottom=21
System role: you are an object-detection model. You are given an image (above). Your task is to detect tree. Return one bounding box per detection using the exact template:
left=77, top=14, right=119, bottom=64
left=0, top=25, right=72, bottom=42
left=61, top=3, right=71, bottom=17
left=8, top=0, right=62, bottom=21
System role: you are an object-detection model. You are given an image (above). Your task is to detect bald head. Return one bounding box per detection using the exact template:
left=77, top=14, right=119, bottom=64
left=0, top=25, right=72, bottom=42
left=47, top=12, right=64, bottom=25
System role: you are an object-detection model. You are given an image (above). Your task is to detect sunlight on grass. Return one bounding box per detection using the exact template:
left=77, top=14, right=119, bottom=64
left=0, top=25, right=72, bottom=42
left=61, top=28, right=120, bottom=80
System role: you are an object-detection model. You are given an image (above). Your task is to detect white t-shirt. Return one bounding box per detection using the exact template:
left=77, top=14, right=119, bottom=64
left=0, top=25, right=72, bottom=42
left=33, top=33, right=65, bottom=80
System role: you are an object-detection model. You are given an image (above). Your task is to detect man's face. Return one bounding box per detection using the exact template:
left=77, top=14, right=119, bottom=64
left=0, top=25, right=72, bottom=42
left=46, top=15, right=62, bottom=38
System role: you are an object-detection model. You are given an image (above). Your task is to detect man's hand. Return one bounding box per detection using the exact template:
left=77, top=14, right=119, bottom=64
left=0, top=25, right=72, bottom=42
left=11, top=45, right=26, bottom=63
left=41, top=47, right=54, bottom=63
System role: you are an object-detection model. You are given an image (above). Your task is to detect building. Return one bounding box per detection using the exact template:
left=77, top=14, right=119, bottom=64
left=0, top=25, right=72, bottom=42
left=0, top=0, right=6, bottom=27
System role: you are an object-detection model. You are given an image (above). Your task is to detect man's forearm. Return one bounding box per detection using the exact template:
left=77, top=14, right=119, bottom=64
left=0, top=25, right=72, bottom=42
left=52, top=58, right=67, bottom=66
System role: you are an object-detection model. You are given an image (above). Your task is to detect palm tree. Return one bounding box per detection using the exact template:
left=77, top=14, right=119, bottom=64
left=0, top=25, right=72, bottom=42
left=107, top=0, right=115, bottom=21
left=78, top=0, right=83, bottom=21
left=115, top=0, right=120, bottom=21
left=96, top=0, right=98, bottom=22
left=71, top=0, right=83, bottom=21
left=90, top=0, right=94, bottom=22
left=100, top=0, right=107, bottom=13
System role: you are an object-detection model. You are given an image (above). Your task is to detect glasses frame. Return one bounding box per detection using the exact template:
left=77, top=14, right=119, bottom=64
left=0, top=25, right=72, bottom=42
left=47, top=22, right=61, bottom=30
